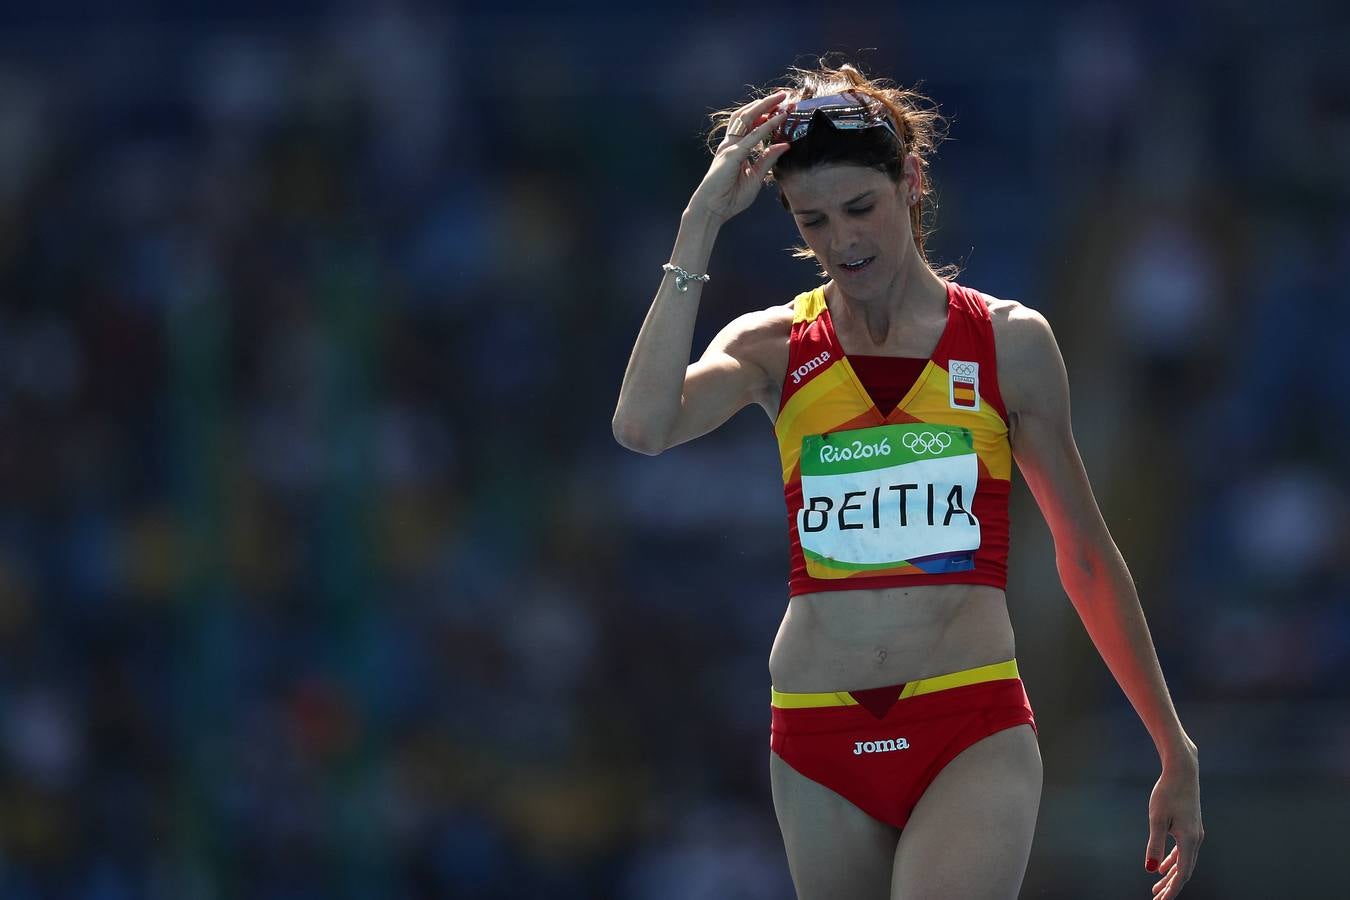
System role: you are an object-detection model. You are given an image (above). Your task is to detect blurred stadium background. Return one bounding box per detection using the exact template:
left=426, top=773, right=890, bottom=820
left=0, top=1, right=1347, bottom=897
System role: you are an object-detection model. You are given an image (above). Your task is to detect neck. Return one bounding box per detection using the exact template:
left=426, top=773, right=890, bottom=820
left=828, top=252, right=948, bottom=347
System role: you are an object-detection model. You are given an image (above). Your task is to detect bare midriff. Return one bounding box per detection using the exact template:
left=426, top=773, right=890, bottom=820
left=767, top=583, right=1016, bottom=693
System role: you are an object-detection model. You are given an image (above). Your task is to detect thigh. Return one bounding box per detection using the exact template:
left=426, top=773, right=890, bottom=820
left=890, top=723, right=1042, bottom=900
left=770, top=749, right=899, bottom=900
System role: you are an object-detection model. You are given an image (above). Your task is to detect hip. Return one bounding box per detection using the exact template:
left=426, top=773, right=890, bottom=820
left=769, top=658, right=1035, bottom=736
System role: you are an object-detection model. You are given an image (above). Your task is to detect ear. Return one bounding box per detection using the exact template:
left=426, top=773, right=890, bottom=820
left=901, top=153, right=922, bottom=199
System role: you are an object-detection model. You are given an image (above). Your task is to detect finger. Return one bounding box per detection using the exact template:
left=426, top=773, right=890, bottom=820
left=745, top=105, right=792, bottom=145
left=747, top=109, right=774, bottom=130
left=1175, top=829, right=1199, bottom=889
left=749, top=142, right=791, bottom=180
left=1158, top=866, right=1190, bottom=900
left=1157, top=844, right=1180, bottom=875
left=1158, top=837, right=1197, bottom=900
left=728, top=105, right=791, bottom=148
left=749, top=96, right=799, bottom=130
left=725, top=96, right=792, bottom=145
left=1152, top=867, right=1179, bottom=898
left=739, top=89, right=788, bottom=120
left=1145, top=815, right=1167, bottom=871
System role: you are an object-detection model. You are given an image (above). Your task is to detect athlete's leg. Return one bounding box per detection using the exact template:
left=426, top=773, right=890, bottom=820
left=771, top=749, right=898, bottom=900
left=890, top=723, right=1042, bottom=900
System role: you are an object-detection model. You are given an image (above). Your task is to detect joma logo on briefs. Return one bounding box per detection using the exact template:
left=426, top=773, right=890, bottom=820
left=791, top=350, right=831, bottom=384
left=854, top=738, right=910, bottom=755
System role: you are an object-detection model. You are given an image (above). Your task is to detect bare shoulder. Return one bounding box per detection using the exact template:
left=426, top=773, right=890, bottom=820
left=985, top=294, right=1052, bottom=348
left=708, top=300, right=794, bottom=412
left=716, top=299, right=794, bottom=351
left=984, top=294, right=1063, bottom=417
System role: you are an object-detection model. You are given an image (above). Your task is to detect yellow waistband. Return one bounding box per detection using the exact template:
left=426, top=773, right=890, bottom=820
left=770, top=658, right=1019, bottom=708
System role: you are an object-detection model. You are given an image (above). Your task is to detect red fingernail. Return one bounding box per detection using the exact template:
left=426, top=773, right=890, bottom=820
left=1146, top=858, right=1158, bottom=872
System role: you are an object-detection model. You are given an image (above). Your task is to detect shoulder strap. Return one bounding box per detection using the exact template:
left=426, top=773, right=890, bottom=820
left=943, top=282, right=1008, bottom=421
left=792, top=286, right=829, bottom=324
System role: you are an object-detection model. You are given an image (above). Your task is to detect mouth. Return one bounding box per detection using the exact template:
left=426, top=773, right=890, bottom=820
left=838, top=256, right=875, bottom=273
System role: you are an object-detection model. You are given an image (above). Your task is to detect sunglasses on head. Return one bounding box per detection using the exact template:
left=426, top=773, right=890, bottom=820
left=771, top=90, right=902, bottom=146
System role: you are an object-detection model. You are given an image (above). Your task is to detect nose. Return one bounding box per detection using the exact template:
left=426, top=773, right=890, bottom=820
left=829, top=223, right=867, bottom=261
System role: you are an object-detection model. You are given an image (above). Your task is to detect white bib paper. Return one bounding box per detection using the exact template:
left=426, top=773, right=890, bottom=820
left=797, top=424, right=980, bottom=576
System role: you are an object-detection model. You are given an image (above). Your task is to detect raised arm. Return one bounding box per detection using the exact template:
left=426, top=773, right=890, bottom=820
left=612, top=91, right=794, bottom=454
left=996, top=302, right=1204, bottom=900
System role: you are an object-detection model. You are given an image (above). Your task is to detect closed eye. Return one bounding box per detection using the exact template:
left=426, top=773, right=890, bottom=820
left=802, top=206, right=874, bottom=228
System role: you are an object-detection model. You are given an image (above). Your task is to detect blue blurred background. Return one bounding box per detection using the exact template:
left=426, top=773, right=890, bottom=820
left=0, top=1, right=1347, bottom=897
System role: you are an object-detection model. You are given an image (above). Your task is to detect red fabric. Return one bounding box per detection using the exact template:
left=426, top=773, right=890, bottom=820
left=777, top=281, right=1008, bottom=421
left=847, top=683, right=909, bottom=718
left=770, top=678, right=1037, bottom=830
left=847, top=354, right=928, bottom=417
left=779, top=281, right=1012, bottom=597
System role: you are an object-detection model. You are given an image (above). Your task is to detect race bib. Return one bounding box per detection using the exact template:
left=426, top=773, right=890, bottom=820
left=798, top=423, right=980, bottom=578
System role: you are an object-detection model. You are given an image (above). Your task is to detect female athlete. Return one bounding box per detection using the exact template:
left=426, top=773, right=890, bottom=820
left=612, top=58, right=1203, bottom=899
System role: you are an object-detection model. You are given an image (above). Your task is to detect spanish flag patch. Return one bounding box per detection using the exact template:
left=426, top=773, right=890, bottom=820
left=948, top=359, right=980, bottom=410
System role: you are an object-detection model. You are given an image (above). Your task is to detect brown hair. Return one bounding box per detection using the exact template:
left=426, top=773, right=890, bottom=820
left=706, top=55, right=954, bottom=277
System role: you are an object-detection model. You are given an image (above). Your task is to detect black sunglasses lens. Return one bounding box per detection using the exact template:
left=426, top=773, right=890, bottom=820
left=773, top=105, right=895, bottom=144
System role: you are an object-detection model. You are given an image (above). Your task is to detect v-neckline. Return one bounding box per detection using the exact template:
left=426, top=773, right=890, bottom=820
left=823, top=281, right=955, bottom=424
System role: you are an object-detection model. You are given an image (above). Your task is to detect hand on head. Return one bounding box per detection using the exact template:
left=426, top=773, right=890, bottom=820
left=690, top=91, right=796, bottom=224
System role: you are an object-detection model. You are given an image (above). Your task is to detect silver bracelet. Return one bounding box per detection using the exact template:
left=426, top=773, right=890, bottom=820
left=662, top=262, right=711, bottom=292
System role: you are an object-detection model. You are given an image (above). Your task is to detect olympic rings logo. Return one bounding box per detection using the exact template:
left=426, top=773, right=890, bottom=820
left=902, top=431, right=952, bottom=455
left=950, top=361, right=977, bottom=378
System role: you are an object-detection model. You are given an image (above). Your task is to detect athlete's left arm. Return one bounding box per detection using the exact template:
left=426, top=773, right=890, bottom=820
left=997, top=302, right=1204, bottom=900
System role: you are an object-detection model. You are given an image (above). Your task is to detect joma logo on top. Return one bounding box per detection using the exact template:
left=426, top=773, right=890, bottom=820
left=792, top=350, right=831, bottom=384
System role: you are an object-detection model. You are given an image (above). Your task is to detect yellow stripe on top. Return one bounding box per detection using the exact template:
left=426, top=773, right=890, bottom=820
left=770, top=658, right=1020, bottom=708
left=792, top=286, right=829, bottom=324
left=904, top=374, right=1012, bottom=480
left=775, top=287, right=1011, bottom=483
left=774, top=361, right=871, bottom=480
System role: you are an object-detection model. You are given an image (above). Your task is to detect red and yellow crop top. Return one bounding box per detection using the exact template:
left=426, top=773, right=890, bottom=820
left=773, top=280, right=1012, bottom=597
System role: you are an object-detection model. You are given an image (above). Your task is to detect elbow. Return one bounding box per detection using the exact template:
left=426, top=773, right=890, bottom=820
left=1054, top=536, right=1117, bottom=596
left=612, top=418, right=666, bottom=456
left=1055, top=548, right=1098, bottom=593
left=1055, top=545, right=1094, bottom=579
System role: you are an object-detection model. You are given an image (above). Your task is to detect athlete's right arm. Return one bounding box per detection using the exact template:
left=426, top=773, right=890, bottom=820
left=612, top=252, right=785, bottom=455
left=613, top=91, right=794, bottom=456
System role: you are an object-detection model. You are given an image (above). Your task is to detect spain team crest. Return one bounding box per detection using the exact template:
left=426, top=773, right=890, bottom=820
left=948, top=360, right=980, bottom=410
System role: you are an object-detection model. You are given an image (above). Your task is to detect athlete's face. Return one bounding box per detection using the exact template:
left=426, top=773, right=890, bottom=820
left=777, top=160, right=920, bottom=292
